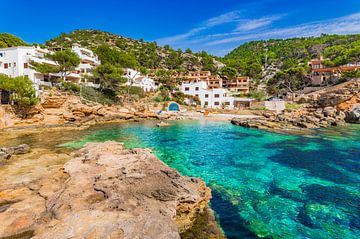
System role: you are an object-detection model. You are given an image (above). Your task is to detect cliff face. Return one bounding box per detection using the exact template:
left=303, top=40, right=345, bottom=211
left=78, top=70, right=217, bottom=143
left=0, top=141, right=223, bottom=239
left=0, top=89, right=160, bottom=129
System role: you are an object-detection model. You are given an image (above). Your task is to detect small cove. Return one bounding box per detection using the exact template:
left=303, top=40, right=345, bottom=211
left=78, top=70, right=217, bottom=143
left=1, top=120, right=359, bottom=239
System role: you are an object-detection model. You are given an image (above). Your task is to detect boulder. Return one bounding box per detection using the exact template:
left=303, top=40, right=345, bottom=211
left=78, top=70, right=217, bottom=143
left=0, top=144, right=30, bottom=156
left=345, top=104, right=360, bottom=123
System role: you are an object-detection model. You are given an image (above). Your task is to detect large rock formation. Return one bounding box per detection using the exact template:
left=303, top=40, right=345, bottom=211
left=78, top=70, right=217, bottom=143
left=0, top=90, right=165, bottom=129
left=0, top=141, right=223, bottom=239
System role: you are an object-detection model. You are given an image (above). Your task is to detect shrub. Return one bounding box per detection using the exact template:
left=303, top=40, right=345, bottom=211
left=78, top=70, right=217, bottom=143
left=0, top=75, right=38, bottom=107
left=81, top=86, right=115, bottom=105
left=285, top=103, right=303, bottom=110
left=60, top=81, right=80, bottom=92
left=155, top=95, right=163, bottom=102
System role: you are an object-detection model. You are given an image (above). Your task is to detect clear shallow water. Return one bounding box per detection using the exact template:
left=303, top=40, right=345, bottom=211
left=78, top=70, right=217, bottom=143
left=61, top=121, right=360, bottom=239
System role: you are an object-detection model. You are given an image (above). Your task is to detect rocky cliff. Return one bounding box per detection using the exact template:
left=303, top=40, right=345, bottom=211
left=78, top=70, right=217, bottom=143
left=0, top=141, right=223, bottom=239
left=0, top=90, right=162, bottom=129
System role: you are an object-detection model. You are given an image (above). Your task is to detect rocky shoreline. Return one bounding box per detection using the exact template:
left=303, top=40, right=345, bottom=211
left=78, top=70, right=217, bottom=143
left=0, top=89, right=185, bottom=130
left=0, top=141, right=224, bottom=239
left=232, top=79, right=360, bottom=133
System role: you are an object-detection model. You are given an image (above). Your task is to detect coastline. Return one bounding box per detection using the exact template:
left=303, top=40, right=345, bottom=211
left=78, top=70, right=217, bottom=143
left=0, top=140, right=225, bottom=238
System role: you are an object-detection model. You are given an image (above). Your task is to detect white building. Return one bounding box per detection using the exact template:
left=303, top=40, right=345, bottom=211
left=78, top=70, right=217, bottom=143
left=124, top=68, right=157, bottom=92
left=0, top=44, right=102, bottom=95
left=180, top=80, right=234, bottom=109
left=0, top=46, right=58, bottom=94
left=71, top=44, right=100, bottom=75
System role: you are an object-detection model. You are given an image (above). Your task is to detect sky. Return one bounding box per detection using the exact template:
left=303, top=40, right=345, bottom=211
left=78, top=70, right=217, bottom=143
left=1, top=0, right=360, bottom=56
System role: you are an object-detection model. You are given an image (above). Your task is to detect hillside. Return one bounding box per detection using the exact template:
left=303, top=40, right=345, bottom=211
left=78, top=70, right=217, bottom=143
left=224, top=34, right=360, bottom=77
left=45, top=30, right=224, bottom=73
left=0, top=33, right=28, bottom=48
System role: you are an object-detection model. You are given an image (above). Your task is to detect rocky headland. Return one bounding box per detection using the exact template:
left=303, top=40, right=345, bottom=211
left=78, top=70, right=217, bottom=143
left=232, top=78, right=360, bottom=132
left=0, top=141, right=224, bottom=239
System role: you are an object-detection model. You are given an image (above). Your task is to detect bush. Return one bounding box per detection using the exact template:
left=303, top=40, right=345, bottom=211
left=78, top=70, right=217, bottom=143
left=60, top=81, right=80, bottom=92
left=155, top=95, right=163, bottom=102
left=0, top=74, right=38, bottom=107
left=285, top=103, right=302, bottom=110
left=81, top=86, right=115, bottom=105
left=342, top=70, right=360, bottom=78
left=117, top=86, right=145, bottom=98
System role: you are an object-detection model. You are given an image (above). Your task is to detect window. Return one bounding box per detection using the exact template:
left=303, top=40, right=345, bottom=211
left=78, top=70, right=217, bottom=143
left=195, top=94, right=199, bottom=97
left=214, top=102, right=220, bottom=106
left=13, top=63, right=16, bottom=67
left=0, top=53, right=3, bottom=57
left=8, top=63, right=11, bottom=67
left=214, top=94, right=220, bottom=98
left=313, top=64, right=321, bottom=69
left=185, top=87, right=190, bottom=91
left=24, top=63, right=29, bottom=68
left=205, top=94, right=209, bottom=98
left=195, top=87, right=199, bottom=91
left=4, top=63, right=8, bottom=69
left=225, top=102, right=230, bottom=105
left=204, top=101, right=208, bottom=106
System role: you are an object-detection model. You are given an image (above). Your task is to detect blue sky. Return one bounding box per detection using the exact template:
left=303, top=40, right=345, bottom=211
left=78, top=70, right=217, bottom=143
left=1, top=0, right=360, bottom=56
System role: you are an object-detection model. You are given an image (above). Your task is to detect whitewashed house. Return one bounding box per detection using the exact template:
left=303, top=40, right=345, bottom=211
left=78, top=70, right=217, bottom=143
left=0, top=44, right=102, bottom=95
left=124, top=68, right=157, bottom=92
left=180, top=80, right=234, bottom=109
left=55, top=44, right=101, bottom=86
left=0, top=46, right=58, bottom=94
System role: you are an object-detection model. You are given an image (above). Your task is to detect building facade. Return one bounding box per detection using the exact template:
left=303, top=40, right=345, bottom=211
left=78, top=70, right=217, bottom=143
left=124, top=68, right=157, bottom=92
left=0, top=45, right=102, bottom=94
left=180, top=80, right=234, bottom=109
left=0, top=46, right=58, bottom=94
left=308, top=56, right=360, bottom=85
left=223, top=76, right=250, bottom=94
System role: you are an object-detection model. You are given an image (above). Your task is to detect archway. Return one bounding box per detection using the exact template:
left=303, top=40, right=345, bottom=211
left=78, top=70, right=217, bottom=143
left=168, top=102, right=180, bottom=112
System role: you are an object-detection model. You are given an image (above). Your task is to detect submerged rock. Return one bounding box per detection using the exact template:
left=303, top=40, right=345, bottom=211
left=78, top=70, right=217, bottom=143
left=0, top=144, right=30, bottom=160
left=157, top=121, right=170, bottom=127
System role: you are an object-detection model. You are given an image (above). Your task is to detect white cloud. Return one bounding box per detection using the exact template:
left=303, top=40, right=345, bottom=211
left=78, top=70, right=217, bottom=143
left=235, top=15, right=284, bottom=31
left=156, top=10, right=360, bottom=56
left=156, top=11, right=242, bottom=45
left=206, top=12, right=360, bottom=46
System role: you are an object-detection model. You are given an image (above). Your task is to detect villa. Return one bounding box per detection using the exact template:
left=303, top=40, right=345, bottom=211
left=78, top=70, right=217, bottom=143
left=0, top=46, right=58, bottom=94
left=181, top=79, right=235, bottom=109
left=308, top=56, right=360, bottom=85
left=0, top=44, right=101, bottom=94
left=124, top=68, right=157, bottom=92
left=223, top=76, right=250, bottom=94
left=179, top=71, right=251, bottom=109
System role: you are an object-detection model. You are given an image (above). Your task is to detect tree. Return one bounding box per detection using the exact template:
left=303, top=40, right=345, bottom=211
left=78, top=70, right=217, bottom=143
left=30, top=61, right=60, bottom=81
left=0, top=74, right=38, bottom=107
left=47, top=50, right=80, bottom=80
left=0, top=33, right=28, bottom=48
left=267, top=67, right=310, bottom=96
left=221, top=66, right=238, bottom=78
left=94, top=45, right=139, bottom=68
left=92, top=64, right=127, bottom=92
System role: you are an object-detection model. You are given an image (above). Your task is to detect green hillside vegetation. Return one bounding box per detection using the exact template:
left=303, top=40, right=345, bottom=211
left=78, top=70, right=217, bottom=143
left=0, top=33, right=28, bottom=48
left=46, top=30, right=222, bottom=74
left=224, top=34, right=360, bottom=94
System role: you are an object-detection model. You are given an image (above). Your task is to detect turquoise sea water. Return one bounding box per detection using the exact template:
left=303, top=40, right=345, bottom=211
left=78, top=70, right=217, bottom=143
left=62, top=121, right=360, bottom=239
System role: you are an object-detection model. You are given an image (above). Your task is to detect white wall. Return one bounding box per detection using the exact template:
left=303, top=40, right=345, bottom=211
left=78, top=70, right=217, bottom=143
left=0, top=47, right=44, bottom=93
left=180, top=81, right=234, bottom=109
